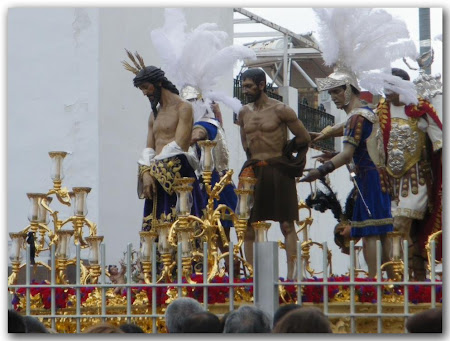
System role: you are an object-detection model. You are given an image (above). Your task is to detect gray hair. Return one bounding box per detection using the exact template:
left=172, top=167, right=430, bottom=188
left=165, top=297, right=204, bottom=333
left=223, top=305, right=271, bottom=333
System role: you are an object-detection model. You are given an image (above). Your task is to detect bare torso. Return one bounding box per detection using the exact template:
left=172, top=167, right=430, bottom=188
left=148, top=93, right=193, bottom=154
left=240, top=98, right=288, bottom=160
left=153, top=104, right=180, bottom=154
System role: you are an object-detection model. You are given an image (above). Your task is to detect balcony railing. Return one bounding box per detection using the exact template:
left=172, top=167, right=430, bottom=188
left=298, top=101, right=335, bottom=152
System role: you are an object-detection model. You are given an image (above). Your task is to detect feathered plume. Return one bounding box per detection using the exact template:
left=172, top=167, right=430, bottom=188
left=305, top=179, right=356, bottom=223
left=150, top=8, right=187, bottom=81
left=314, top=8, right=419, bottom=105
left=305, top=179, right=344, bottom=222
left=150, top=8, right=256, bottom=118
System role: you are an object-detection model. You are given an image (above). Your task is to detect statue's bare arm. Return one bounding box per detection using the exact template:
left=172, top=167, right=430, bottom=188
left=312, top=121, right=346, bottom=142
left=146, top=114, right=155, bottom=149
left=278, top=104, right=311, bottom=146
left=143, top=114, right=156, bottom=200
left=330, top=143, right=355, bottom=169
left=238, top=108, right=251, bottom=159
left=191, top=126, right=207, bottom=145
left=175, top=102, right=194, bottom=152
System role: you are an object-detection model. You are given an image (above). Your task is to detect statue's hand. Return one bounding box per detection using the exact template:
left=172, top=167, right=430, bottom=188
left=299, top=169, right=321, bottom=183
left=309, top=131, right=323, bottom=142
left=142, top=172, right=156, bottom=200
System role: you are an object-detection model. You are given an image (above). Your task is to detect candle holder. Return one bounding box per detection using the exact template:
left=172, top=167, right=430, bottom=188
left=174, top=178, right=194, bottom=217
left=235, top=189, right=254, bottom=221
left=47, top=151, right=71, bottom=205
left=139, top=231, right=157, bottom=284
left=86, top=235, right=104, bottom=284
left=177, top=219, right=195, bottom=281
left=72, top=187, right=91, bottom=217
left=8, top=232, right=27, bottom=286
left=157, top=222, right=176, bottom=283
left=55, top=230, right=74, bottom=284
left=238, top=176, right=258, bottom=191
left=390, top=231, right=402, bottom=261
left=252, top=221, right=271, bottom=243
left=27, top=193, right=45, bottom=224
left=197, top=140, right=217, bottom=182
left=23, top=193, right=56, bottom=257
left=380, top=231, right=404, bottom=282
left=49, top=151, right=67, bottom=184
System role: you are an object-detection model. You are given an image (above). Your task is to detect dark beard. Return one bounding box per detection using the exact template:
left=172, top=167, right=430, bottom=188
left=149, top=85, right=162, bottom=118
left=245, top=90, right=261, bottom=103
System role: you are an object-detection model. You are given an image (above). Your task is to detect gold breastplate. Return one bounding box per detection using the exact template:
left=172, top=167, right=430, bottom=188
left=386, top=117, right=426, bottom=178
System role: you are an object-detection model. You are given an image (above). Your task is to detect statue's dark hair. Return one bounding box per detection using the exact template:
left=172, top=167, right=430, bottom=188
left=391, top=68, right=410, bottom=81
left=241, top=68, right=267, bottom=92
left=340, top=84, right=360, bottom=95
left=133, top=66, right=179, bottom=95
left=133, top=66, right=179, bottom=118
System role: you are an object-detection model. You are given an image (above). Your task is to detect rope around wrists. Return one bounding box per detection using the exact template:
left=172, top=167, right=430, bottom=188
left=317, top=161, right=336, bottom=177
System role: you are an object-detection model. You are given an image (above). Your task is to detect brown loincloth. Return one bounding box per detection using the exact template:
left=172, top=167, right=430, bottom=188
left=239, top=138, right=308, bottom=223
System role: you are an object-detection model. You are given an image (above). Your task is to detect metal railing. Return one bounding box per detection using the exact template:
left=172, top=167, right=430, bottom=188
left=298, top=102, right=335, bottom=152
left=8, top=238, right=441, bottom=333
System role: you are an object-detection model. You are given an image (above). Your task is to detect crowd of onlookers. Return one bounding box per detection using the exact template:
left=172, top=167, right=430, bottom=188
left=8, top=297, right=442, bottom=334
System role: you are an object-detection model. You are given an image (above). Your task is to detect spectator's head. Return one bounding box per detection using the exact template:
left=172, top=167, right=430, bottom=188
left=83, top=323, right=124, bottom=333
left=273, top=304, right=302, bottom=328
left=223, top=305, right=271, bottom=333
left=119, top=323, right=145, bottom=333
left=165, top=297, right=204, bottom=333
left=180, top=311, right=222, bottom=333
left=219, top=310, right=232, bottom=332
left=272, top=307, right=332, bottom=333
left=406, top=308, right=442, bottom=333
left=8, top=309, right=26, bottom=333
left=22, top=315, right=49, bottom=333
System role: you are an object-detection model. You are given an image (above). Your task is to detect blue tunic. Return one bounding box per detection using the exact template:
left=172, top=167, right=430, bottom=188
left=142, top=154, right=204, bottom=231
left=194, top=120, right=238, bottom=228
left=343, top=108, right=393, bottom=238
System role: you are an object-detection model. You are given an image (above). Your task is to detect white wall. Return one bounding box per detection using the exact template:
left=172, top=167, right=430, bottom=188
left=8, top=8, right=100, bottom=260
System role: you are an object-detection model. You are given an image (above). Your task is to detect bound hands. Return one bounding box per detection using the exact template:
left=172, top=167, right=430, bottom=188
left=309, top=131, right=325, bottom=142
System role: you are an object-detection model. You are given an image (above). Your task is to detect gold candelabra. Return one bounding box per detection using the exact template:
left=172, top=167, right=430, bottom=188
left=141, top=140, right=254, bottom=286
left=8, top=151, right=103, bottom=287
left=281, top=201, right=333, bottom=278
